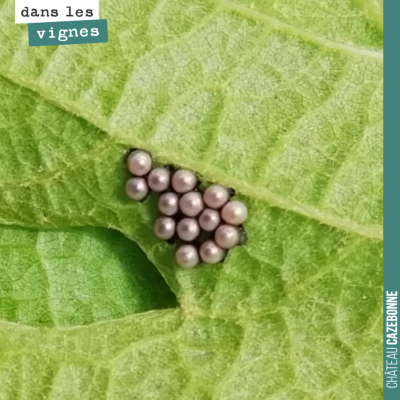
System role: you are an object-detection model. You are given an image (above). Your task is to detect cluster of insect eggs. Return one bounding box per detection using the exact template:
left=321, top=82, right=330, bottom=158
left=125, top=150, right=248, bottom=268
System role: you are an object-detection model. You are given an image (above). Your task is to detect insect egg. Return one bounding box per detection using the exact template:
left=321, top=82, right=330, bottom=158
left=198, top=208, right=220, bottom=231
left=215, top=224, right=240, bottom=249
left=177, top=218, right=200, bottom=242
left=176, top=244, right=199, bottom=268
left=148, top=167, right=171, bottom=192
left=199, top=240, right=226, bottom=264
left=203, top=184, right=229, bottom=209
left=158, top=192, right=179, bottom=216
left=125, top=177, right=149, bottom=201
left=221, top=200, right=248, bottom=225
left=179, top=192, right=204, bottom=217
left=172, top=169, right=197, bottom=193
left=127, top=150, right=152, bottom=176
left=154, top=216, right=176, bottom=240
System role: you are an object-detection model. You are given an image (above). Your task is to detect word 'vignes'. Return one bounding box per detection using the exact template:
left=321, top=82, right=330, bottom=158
left=36, top=27, right=100, bottom=42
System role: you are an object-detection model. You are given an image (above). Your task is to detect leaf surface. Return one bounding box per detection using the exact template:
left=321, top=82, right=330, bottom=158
left=0, top=0, right=383, bottom=399
left=0, top=0, right=383, bottom=237
left=0, top=226, right=176, bottom=326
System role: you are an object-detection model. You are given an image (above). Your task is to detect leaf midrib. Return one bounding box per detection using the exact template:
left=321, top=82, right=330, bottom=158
left=218, top=0, right=383, bottom=59
left=0, top=70, right=382, bottom=240
left=0, top=308, right=183, bottom=364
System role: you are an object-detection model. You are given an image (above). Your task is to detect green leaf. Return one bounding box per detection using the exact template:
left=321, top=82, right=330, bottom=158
left=0, top=0, right=382, bottom=399
left=0, top=226, right=176, bottom=326
left=0, top=0, right=383, bottom=236
left=0, top=309, right=184, bottom=400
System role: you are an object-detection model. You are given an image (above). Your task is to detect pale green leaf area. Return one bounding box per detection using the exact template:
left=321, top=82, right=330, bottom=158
left=0, top=0, right=383, bottom=399
left=0, top=226, right=176, bottom=326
